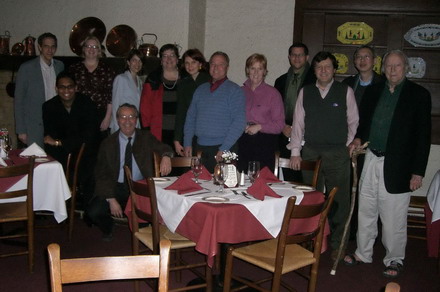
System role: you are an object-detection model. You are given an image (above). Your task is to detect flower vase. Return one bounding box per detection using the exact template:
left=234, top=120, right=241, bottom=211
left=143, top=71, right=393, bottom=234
left=223, top=161, right=239, bottom=188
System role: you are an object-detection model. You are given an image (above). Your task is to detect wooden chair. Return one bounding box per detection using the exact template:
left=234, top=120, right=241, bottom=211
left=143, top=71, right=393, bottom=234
left=125, top=166, right=212, bottom=291
left=407, top=195, right=427, bottom=240
left=153, top=151, right=202, bottom=177
left=0, top=157, right=35, bottom=272
left=223, top=187, right=338, bottom=292
left=274, top=151, right=322, bottom=188
left=65, top=143, right=85, bottom=240
left=47, top=239, right=171, bottom=292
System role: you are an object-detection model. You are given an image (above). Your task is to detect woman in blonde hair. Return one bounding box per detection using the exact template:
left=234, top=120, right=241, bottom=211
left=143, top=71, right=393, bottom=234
left=238, top=53, right=285, bottom=172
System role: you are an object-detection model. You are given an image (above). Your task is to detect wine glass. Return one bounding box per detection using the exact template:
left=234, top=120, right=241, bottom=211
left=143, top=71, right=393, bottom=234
left=191, top=157, right=203, bottom=184
left=247, top=161, right=260, bottom=184
left=214, top=163, right=228, bottom=193
left=0, top=135, right=11, bottom=160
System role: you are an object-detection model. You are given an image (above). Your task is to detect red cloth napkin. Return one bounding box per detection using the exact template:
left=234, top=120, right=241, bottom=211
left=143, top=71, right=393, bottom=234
left=183, top=165, right=212, bottom=181
left=165, top=175, right=203, bottom=194
left=247, top=176, right=282, bottom=200
left=258, top=166, right=281, bottom=183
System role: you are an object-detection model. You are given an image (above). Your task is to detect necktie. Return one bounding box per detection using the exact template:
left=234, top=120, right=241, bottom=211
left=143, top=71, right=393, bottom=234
left=285, top=73, right=300, bottom=120
left=125, top=137, right=132, bottom=171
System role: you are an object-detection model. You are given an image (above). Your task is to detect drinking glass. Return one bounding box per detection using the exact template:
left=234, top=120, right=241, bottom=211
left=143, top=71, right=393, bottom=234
left=191, top=157, right=203, bottom=184
left=0, top=135, right=11, bottom=160
left=214, top=163, right=228, bottom=193
left=247, top=161, right=260, bottom=184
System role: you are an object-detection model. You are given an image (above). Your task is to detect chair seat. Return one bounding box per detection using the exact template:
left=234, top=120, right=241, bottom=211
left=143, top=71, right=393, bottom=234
left=0, top=202, right=28, bottom=222
left=232, top=238, right=316, bottom=274
left=136, top=224, right=197, bottom=250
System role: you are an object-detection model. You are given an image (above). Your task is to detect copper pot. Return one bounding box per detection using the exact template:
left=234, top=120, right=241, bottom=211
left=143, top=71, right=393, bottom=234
left=23, top=35, right=36, bottom=56
left=0, top=31, right=11, bottom=55
left=138, top=33, right=158, bottom=57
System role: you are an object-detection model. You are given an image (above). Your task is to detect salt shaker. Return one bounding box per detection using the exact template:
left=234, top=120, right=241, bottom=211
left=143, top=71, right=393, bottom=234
left=239, top=171, right=245, bottom=187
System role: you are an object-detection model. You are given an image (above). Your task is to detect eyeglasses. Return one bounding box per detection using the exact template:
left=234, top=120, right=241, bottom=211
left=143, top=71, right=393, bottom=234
left=57, top=85, right=75, bottom=90
left=84, top=45, right=99, bottom=49
left=162, top=54, right=176, bottom=59
left=118, top=114, right=137, bottom=120
left=355, top=55, right=372, bottom=60
left=290, top=53, right=306, bottom=58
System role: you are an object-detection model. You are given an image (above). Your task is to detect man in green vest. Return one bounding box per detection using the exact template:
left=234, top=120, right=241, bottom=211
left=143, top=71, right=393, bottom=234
left=288, top=51, right=359, bottom=259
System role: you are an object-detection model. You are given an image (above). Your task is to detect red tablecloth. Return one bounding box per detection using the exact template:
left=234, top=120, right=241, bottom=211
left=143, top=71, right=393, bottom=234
left=125, top=181, right=329, bottom=267
left=425, top=204, right=440, bottom=258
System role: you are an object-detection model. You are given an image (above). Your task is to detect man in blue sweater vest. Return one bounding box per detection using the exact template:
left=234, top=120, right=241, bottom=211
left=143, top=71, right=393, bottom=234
left=289, top=51, right=359, bottom=259
left=183, top=51, right=246, bottom=172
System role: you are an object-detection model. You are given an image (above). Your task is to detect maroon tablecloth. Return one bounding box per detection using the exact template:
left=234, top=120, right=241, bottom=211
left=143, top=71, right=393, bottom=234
left=125, top=181, right=329, bottom=267
left=425, top=204, right=440, bottom=258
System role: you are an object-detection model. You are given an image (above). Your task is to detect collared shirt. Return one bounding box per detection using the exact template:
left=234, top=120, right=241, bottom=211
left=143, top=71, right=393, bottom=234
left=40, top=56, right=57, bottom=101
left=288, top=79, right=359, bottom=156
left=118, top=131, right=142, bottom=182
left=368, top=79, right=405, bottom=152
left=210, top=77, right=227, bottom=92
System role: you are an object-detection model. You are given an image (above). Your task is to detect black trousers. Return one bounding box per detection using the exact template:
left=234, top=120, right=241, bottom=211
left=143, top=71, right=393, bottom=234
left=237, top=132, right=278, bottom=173
left=85, top=183, right=129, bottom=235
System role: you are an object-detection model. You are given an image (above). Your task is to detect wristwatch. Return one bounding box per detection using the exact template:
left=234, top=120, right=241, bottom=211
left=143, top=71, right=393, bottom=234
left=55, top=140, right=61, bottom=147
left=162, top=152, right=174, bottom=158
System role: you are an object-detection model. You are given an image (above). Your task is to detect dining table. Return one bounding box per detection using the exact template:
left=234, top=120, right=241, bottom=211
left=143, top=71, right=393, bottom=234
left=0, top=149, right=71, bottom=223
left=426, top=169, right=440, bottom=258
left=125, top=174, right=329, bottom=268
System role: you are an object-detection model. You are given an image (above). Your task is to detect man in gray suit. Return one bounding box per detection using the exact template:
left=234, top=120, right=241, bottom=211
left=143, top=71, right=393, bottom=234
left=14, top=32, right=64, bottom=147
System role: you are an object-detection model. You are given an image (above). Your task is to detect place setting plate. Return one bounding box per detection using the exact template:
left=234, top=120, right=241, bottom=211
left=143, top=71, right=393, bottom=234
left=293, top=185, right=315, bottom=192
left=153, top=177, right=170, bottom=182
left=202, top=196, right=230, bottom=203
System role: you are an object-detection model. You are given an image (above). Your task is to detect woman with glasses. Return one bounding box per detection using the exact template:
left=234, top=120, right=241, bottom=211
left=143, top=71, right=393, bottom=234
left=139, top=44, right=182, bottom=147
left=69, top=36, right=116, bottom=140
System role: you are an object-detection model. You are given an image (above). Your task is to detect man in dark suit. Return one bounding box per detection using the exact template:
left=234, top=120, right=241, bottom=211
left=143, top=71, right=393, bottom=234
left=14, top=32, right=64, bottom=147
left=86, top=103, right=173, bottom=241
left=344, top=50, right=431, bottom=279
left=274, top=42, right=315, bottom=180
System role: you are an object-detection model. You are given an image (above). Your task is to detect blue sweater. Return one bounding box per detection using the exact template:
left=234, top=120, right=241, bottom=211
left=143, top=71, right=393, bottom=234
left=184, top=79, right=246, bottom=151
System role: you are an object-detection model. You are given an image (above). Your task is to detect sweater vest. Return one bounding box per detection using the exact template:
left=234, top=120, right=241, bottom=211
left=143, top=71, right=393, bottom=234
left=303, top=82, right=348, bottom=148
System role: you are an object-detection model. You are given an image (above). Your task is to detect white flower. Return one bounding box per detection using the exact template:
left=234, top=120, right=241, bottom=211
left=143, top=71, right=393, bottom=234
left=221, top=151, right=238, bottom=163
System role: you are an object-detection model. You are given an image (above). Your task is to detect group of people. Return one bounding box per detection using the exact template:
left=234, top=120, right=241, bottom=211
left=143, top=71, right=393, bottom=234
left=13, top=32, right=431, bottom=279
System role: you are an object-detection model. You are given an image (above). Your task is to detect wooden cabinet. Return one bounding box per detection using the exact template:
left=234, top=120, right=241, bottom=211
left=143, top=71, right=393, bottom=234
left=294, top=0, right=440, bottom=143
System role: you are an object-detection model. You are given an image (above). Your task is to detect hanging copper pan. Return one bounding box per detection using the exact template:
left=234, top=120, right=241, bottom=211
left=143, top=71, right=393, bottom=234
left=69, top=17, right=106, bottom=56
left=106, top=24, right=137, bottom=57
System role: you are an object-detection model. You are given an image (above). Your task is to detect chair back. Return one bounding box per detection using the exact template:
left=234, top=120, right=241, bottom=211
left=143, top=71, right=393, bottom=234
left=47, top=240, right=171, bottom=292
left=125, top=166, right=161, bottom=254
left=0, top=156, right=35, bottom=272
left=275, top=187, right=337, bottom=275
left=66, top=143, right=85, bottom=240
left=274, top=151, right=321, bottom=188
left=153, top=151, right=202, bottom=177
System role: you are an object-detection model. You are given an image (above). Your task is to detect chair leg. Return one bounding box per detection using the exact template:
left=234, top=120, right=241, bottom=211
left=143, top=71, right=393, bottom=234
left=28, top=220, right=34, bottom=273
left=223, top=248, right=234, bottom=292
left=206, top=260, right=213, bottom=292
left=308, top=263, right=319, bottom=292
left=68, top=194, right=75, bottom=241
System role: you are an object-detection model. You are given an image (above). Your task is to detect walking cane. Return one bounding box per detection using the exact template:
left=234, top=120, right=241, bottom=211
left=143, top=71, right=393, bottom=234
left=330, top=142, right=369, bottom=275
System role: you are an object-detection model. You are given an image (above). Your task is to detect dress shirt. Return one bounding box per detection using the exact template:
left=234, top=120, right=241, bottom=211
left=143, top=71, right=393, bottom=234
left=40, top=56, right=57, bottom=101
left=289, top=79, right=359, bottom=156
left=242, top=79, right=284, bottom=134
left=118, top=131, right=142, bottom=182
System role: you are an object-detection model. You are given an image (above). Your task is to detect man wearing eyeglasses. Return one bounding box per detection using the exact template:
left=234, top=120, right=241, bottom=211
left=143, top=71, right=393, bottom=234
left=343, top=45, right=385, bottom=106
left=86, top=103, right=173, bottom=241
left=274, top=42, right=316, bottom=181
left=15, top=32, right=64, bottom=147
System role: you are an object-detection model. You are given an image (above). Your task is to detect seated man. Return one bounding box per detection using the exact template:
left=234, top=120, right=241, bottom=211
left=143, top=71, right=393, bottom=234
left=86, top=103, right=173, bottom=241
left=43, top=72, right=100, bottom=207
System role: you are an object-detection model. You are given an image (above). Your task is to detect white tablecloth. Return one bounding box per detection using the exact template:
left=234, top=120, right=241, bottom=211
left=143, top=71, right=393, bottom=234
left=155, top=177, right=304, bottom=237
left=1, top=161, right=71, bottom=223
left=427, top=169, right=440, bottom=223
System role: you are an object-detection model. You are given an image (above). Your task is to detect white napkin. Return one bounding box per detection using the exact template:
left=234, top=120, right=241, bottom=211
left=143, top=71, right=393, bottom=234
left=20, top=142, right=47, bottom=157
left=0, top=157, right=7, bottom=167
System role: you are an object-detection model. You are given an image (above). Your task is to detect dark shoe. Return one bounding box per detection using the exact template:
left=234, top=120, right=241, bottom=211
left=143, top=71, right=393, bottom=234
left=102, top=232, right=113, bottom=242
left=383, top=261, right=403, bottom=278
left=343, top=254, right=364, bottom=266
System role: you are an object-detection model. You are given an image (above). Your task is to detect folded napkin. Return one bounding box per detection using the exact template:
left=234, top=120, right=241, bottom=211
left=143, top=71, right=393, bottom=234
left=0, top=157, right=7, bottom=167
left=183, top=165, right=212, bottom=181
left=20, top=142, right=47, bottom=157
left=247, top=176, right=282, bottom=200
left=258, top=166, right=281, bottom=183
left=165, top=175, right=203, bottom=194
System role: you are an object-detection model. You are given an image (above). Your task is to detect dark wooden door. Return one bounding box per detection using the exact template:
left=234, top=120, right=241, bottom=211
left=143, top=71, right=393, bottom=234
left=294, top=0, right=440, bottom=143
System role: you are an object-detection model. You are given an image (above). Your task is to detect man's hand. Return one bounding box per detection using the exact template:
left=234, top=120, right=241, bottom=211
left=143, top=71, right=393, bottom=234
left=282, top=125, right=292, bottom=138
left=108, top=198, right=123, bottom=218
left=289, top=156, right=302, bottom=170
left=410, top=174, right=423, bottom=191
left=348, top=138, right=362, bottom=157
left=174, top=141, right=184, bottom=156
left=215, top=150, right=223, bottom=162
left=183, top=146, right=192, bottom=157
left=245, top=124, right=262, bottom=135
left=160, top=156, right=172, bottom=176
left=18, top=133, right=27, bottom=145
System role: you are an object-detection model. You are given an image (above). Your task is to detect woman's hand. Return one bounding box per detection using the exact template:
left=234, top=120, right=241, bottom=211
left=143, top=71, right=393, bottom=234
left=100, top=116, right=111, bottom=131
left=174, top=141, right=185, bottom=156
left=245, top=124, right=262, bottom=135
